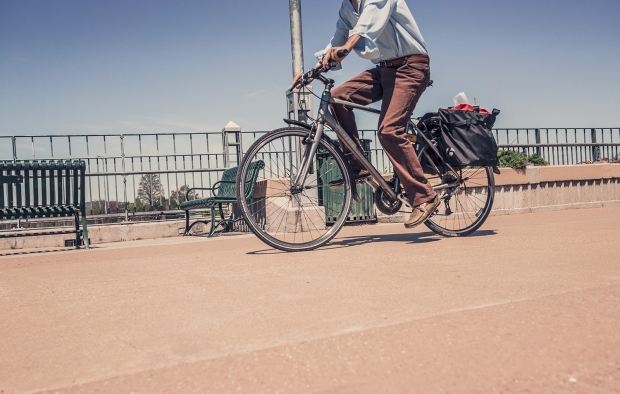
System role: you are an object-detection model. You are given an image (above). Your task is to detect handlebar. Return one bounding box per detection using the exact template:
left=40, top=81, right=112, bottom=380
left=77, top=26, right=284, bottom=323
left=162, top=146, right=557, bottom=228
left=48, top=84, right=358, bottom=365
left=287, top=49, right=350, bottom=93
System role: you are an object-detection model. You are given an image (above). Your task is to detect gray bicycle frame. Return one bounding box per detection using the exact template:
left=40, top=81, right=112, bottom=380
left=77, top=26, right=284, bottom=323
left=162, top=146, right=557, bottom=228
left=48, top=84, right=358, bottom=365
left=293, top=82, right=399, bottom=201
left=292, top=77, right=460, bottom=203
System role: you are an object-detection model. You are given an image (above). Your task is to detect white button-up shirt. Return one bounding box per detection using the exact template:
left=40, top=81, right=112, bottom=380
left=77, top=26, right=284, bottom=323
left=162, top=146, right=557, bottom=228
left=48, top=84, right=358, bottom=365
left=326, top=0, right=428, bottom=63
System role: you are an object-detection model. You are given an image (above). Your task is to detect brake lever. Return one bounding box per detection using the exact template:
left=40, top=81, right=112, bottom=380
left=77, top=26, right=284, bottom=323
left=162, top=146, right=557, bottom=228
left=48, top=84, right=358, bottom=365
left=286, top=61, right=327, bottom=92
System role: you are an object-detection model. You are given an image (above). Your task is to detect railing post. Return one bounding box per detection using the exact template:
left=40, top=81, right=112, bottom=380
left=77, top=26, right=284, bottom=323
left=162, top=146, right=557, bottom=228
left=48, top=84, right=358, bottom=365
left=222, top=121, right=242, bottom=167
left=535, top=128, right=541, bottom=157
left=591, top=128, right=599, bottom=162
left=11, top=136, right=17, bottom=162
left=121, top=135, right=129, bottom=222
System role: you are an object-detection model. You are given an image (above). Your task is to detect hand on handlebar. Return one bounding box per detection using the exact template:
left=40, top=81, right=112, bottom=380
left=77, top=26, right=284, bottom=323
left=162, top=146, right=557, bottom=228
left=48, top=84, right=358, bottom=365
left=287, top=49, right=349, bottom=92
left=322, top=47, right=349, bottom=70
left=287, top=62, right=322, bottom=91
left=290, top=71, right=304, bottom=91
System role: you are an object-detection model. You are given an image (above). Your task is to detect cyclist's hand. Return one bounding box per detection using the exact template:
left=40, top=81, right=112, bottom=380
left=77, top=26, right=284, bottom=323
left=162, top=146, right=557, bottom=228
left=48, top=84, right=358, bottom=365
left=322, top=46, right=348, bottom=69
left=291, top=72, right=303, bottom=89
left=289, top=71, right=313, bottom=91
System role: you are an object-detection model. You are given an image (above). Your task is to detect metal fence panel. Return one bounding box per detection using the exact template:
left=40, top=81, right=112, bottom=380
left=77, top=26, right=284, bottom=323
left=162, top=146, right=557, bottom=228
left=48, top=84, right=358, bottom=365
left=1, top=127, right=618, bottom=228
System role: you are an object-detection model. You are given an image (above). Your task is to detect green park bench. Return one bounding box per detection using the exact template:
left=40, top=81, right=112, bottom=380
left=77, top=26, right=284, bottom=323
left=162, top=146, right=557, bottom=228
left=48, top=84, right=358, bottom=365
left=180, top=160, right=264, bottom=237
left=0, top=160, right=89, bottom=249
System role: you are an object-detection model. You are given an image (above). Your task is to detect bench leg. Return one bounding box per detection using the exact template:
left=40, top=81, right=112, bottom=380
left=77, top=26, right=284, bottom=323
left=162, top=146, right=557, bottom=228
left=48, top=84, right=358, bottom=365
left=81, top=212, right=90, bottom=249
left=74, top=213, right=80, bottom=249
left=184, top=210, right=190, bottom=236
left=208, top=207, right=217, bottom=237
left=219, top=203, right=231, bottom=233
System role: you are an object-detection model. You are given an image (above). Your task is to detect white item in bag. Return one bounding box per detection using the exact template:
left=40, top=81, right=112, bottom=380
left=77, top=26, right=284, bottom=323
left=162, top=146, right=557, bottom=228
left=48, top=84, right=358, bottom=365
left=453, top=92, right=469, bottom=106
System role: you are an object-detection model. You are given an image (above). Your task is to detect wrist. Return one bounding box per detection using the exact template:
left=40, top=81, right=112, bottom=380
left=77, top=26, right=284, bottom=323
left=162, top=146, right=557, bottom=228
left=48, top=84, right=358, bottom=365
left=344, top=34, right=362, bottom=52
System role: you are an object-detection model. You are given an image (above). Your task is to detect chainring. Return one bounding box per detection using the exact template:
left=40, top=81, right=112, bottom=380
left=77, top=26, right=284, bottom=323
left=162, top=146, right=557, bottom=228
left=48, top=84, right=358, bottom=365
left=374, top=185, right=403, bottom=215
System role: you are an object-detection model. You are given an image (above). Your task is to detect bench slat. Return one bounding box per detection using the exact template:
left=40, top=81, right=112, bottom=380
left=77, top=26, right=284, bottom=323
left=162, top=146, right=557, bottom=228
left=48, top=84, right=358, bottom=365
left=0, top=170, right=5, bottom=209
left=72, top=167, right=78, bottom=207
left=41, top=168, right=47, bottom=207
left=33, top=169, right=39, bottom=207
left=49, top=166, right=56, bottom=206
left=65, top=167, right=71, bottom=206
left=57, top=167, right=63, bottom=206
left=15, top=172, right=23, bottom=208
left=24, top=169, right=31, bottom=207
left=7, top=171, right=14, bottom=208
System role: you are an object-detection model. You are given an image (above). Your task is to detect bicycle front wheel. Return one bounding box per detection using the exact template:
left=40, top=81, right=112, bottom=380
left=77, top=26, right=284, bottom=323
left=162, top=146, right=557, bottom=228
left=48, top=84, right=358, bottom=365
left=424, top=166, right=495, bottom=236
left=236, top=128, right=353, bottom=252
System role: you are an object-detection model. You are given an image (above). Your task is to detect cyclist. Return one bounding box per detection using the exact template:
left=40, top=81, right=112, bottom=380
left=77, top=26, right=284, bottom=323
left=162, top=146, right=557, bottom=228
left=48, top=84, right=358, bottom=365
left=294, top=0, right=440, bottom=228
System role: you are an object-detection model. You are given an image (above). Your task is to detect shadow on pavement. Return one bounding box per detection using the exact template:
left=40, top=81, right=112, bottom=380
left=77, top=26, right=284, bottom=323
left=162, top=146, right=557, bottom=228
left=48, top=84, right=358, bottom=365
left=247, top=229, right=497, bottom=255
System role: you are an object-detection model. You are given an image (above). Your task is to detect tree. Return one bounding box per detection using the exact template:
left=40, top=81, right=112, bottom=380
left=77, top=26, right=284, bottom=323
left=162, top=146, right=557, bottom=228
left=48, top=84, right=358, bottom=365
left=86, top=200, right=125, bottom=215
left=169, top=185, right=199, bottom=210
left=137, top=174, right=165, bottom=208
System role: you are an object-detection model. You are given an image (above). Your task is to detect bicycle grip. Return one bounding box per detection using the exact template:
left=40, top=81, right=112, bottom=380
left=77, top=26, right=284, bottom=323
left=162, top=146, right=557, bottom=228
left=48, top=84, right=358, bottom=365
left=336, top=49, right=349, bottom=58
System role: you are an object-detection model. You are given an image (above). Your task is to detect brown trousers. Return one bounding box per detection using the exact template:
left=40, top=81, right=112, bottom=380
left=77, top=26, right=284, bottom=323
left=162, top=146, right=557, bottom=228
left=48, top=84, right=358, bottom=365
left=330, top=55, right=436, bottom=207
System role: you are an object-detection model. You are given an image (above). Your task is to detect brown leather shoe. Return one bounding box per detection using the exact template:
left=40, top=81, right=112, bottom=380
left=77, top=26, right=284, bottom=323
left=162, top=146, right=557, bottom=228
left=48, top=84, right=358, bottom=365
left=404, top=194, right=440, bottom=229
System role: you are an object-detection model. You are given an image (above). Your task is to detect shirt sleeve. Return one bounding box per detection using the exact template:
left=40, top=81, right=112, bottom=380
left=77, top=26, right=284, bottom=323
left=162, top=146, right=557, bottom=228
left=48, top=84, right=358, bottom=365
left=350, top=0, right=395, bottom=59
left=329, top=9, right=352, bottom=48
left=317, top=7, right=352, bottom=70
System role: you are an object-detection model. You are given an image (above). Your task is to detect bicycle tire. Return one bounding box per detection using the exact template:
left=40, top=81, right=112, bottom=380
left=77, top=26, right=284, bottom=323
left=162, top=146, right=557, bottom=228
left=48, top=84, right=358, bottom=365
left=424, top=166, right=495, bottom=236
left=236, top=127, right=353, bottom=252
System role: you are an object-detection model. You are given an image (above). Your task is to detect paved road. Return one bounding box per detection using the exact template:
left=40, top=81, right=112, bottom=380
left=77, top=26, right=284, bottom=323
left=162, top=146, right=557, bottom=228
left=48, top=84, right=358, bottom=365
left=1, top=207, right=619, bottom=393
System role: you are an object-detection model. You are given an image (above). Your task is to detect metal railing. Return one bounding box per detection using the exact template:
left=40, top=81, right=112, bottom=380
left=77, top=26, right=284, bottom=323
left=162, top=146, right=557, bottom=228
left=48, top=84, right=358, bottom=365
left=2, top=127, right=619, bottom=225
left=1, top=131, right=250, bottom=218
left=495, top=128, right=620, bottom=165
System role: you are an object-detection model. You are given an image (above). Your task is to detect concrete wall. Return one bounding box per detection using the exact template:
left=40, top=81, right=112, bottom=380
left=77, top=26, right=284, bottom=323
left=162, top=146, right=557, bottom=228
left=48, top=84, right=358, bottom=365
left=1, top=164, right=619, bottom=250
left=492, top=164, right=620, bottom=215
left=378, top=164, right=620, bottom=223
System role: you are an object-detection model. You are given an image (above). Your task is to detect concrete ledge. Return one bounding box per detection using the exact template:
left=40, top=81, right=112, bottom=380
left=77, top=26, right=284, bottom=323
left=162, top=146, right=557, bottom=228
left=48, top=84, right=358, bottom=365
left=0, top=220, right=185, bottom=251
left=491, top=200, right=620, bottom=216
left=493, top=164, right=620, bottom=186
left=539, top=164, right=605, bottom=182
left=494, top=168, right=528, bottom=186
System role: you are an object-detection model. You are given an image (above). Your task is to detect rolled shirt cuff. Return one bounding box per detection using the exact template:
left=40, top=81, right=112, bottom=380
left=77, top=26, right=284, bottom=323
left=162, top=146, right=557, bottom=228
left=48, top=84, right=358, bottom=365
left=349, top=30, right=381, bottom=61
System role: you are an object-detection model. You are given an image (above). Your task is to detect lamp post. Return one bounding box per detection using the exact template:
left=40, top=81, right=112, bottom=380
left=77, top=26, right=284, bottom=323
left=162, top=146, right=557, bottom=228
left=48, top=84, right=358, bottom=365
left=287, top=0, right=312, bottom=122
left=289, top=0, right=304, bottom=76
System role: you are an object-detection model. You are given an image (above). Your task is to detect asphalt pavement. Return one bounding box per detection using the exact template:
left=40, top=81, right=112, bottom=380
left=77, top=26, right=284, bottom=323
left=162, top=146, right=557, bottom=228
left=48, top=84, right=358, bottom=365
left=1, top=207, right=619, bottom=393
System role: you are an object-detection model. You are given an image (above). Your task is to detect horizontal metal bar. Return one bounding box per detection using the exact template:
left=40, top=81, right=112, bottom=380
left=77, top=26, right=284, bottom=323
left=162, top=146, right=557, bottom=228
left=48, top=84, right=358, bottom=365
left=86, top=168, right=226, bottom=177
left=11, top=132, right=226, bottom=138
left=0, top=175, right=24, bottom=184
left=11, top=152, right=228, bottom=162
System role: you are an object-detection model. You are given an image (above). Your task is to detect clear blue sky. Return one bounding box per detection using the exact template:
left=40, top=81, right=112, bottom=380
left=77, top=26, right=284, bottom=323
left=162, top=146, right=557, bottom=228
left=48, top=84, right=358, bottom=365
left=2, top=0, right=620, bottom=136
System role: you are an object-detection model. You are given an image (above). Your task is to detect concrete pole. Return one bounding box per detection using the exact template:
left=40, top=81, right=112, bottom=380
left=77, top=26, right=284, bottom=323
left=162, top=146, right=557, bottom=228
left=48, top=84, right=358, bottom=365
left=289, top=0, right=304, bottom=76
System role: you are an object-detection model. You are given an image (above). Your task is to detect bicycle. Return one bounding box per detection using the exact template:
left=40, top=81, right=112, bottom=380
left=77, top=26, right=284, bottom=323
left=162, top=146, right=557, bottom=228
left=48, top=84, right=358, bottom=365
left=236, top=58, right=495, bottom=252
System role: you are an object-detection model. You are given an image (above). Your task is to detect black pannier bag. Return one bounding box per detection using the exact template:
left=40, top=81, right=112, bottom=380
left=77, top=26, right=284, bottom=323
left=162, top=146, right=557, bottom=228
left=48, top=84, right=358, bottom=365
left=437, top=106, right=500, bottom=167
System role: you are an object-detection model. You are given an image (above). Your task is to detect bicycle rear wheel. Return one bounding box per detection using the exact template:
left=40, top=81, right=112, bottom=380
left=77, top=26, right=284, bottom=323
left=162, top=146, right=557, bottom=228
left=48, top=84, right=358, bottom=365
left=236, top=128, right=353, bottom=252
left=424, top=166, right=495, bottom=236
